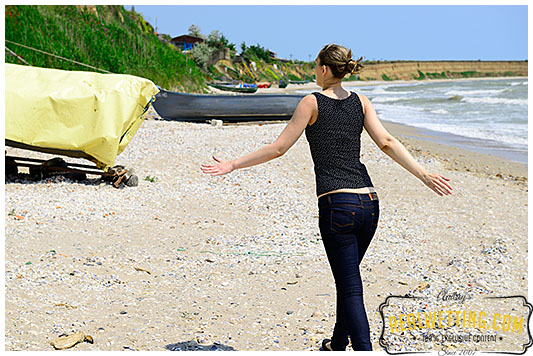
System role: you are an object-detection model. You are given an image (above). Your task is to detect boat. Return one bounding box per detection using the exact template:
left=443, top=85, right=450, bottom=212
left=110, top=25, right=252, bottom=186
left=152, top=89, right=305, bottom=122
left=5, top=63, right=159, bottom=171
left=207, top=81, right=258, bottom=93
left=257, top=82, right=272, bottom=89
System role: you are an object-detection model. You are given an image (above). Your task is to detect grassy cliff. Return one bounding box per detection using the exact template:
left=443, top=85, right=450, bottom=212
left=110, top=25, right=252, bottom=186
left=5, top=5, right=207, bottom=92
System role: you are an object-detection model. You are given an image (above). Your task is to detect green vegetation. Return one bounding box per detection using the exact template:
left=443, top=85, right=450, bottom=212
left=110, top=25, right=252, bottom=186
left=425, top=71, right=448, bottom=79
left=460, top=71, right=479, bottom=78
left=343, top=74, right=360, bottom=81
left=288, top=73, right=302, bottom=81
left=381, top=73, right=392, bottom=81
left=5, top=5, right=207, bottom=92
left=414, top=69, right=426, bottom=80
left=241, top=42, right=273, bottom=63
left=189, top=41, right=214, bottom=70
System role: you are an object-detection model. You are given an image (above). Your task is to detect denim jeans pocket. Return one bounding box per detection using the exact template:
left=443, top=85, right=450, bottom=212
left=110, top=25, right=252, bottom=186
left=330, top=210, right=355, bottom=233
left=370, top=204, right=380, bottom=229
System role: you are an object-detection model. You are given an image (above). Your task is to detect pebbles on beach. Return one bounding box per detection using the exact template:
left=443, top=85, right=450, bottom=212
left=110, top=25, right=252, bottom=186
left=4, top=115, right=527, bottom=351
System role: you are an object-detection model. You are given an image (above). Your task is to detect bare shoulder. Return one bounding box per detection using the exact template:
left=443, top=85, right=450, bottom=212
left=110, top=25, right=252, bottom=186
left=354, top=92, right=369, bottom=114
left=300, top=93, right=317, bottom=105
left=297, top=94, right=318, bottom=111
left=356, top=92, right=370, bottom=105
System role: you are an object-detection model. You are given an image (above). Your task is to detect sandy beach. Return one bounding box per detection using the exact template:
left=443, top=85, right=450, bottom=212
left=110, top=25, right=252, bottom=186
left=4, top=80, right=528, bottom=351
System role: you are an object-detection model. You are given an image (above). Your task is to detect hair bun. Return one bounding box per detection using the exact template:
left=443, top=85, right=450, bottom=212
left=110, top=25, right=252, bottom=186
left=345, top=59, right=356, bottom=74
left=342, top=58, right=363, bottom=76
left=351, top=56, right=364, bottom=74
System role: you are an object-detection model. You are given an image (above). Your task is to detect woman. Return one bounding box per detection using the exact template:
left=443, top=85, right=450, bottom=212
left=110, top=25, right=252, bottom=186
left=201, top=43, right=453, bottom=351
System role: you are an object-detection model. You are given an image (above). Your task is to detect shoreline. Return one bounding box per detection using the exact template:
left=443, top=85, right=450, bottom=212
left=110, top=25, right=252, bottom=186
left=378, top=120, right=527, bottom=188
left=144, top=107, right=528, bottom=189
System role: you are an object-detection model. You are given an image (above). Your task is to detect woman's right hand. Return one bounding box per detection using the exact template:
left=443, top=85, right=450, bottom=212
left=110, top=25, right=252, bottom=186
left=421, top=172, right=453, bottom=196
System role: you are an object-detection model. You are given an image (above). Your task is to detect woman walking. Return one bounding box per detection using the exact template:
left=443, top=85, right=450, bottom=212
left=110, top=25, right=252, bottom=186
left=201, top=43, right=453, bottom=351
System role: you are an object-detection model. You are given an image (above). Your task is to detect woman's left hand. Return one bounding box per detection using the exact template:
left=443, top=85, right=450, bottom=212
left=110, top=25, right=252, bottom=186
left=201, top=156, right=234, bottom=176
left=421, top=172, right=453, bottom=196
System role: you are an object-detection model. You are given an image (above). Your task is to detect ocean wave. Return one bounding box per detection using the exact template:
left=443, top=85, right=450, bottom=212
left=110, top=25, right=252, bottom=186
left=405, top=123, right=528, bottom=147
left=371, top=95, right=463, bottom=104
left=444, top=89, right=505, bottom=96
left=366, top=86, right=392, bottom=95
left=430, top=109, right=449, bottom=114
left=369, top=96, right=406, bottom=103
left=447, top=95, right=464, bottom=102
left=462, top=97, right=528, bottom=106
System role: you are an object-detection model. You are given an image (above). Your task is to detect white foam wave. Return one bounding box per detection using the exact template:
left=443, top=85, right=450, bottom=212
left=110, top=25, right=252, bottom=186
left=430, top=109, right=449, bottom=114
left=406, top=123, right=528, bottom=147
left=444, top=89, right=505, bottom=96
left=366, top=85, right=393, bottom=95
left=370, top=96, right=405, bottom=103
left=462, top=97, right=528, bottom=106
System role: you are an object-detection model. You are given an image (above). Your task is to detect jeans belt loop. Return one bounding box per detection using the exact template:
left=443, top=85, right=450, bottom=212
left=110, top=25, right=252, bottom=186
left=327, top=195, right=332, bottom=205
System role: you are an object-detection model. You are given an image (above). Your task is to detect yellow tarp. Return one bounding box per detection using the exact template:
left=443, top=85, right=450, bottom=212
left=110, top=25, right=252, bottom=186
left=5, top=63, right=159, bottom=170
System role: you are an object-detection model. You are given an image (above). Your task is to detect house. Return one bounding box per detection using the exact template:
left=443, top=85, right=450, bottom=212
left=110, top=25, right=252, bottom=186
left=171, top=35, right=204, bottom=51
left=268, top=50, right=277, bottom=59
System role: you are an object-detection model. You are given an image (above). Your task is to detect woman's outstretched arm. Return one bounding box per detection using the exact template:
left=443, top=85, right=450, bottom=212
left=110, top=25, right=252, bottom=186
left=201, top=94, right=316, bottom=176
left=359, top=94, right=453, bottom=196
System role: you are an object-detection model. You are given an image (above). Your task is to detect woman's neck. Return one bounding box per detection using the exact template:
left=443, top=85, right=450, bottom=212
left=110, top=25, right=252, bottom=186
left=321, top=81, right=347, bottom=94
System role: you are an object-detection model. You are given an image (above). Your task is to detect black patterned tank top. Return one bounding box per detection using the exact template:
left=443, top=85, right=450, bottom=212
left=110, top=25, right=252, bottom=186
left=304, top=91, right=374, bottom=197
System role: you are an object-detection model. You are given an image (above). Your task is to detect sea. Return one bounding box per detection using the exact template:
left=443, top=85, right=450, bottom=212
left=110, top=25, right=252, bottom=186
left=299, top=78, right=528, bottom=165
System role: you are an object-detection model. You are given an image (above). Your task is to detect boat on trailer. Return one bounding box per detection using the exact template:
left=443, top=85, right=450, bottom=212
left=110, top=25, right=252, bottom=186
left=5, top=63, right=159, bottom=187
left=152, top=89, right=305, bottom=122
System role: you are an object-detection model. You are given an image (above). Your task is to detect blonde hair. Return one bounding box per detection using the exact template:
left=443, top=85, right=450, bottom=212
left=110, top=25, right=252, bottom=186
left=317, top=43, right=363, bottom=79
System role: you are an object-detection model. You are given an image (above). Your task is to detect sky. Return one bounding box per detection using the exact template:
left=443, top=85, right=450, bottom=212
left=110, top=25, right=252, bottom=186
left=125, top=4, right=528, bottom=61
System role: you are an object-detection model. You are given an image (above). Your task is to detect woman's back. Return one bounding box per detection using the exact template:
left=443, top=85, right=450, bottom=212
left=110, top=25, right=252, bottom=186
left=305, top=91, right=374, bottom=197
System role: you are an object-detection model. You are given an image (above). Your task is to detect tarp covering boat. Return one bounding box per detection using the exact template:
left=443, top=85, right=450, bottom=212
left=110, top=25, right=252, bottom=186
left=5, top=63, right=159, bottom=170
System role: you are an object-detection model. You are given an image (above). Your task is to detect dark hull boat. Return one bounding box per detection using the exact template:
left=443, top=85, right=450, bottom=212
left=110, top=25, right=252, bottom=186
left=207, top=82, right=258, bottom=93
left=152, top=89, right=305, bottom=122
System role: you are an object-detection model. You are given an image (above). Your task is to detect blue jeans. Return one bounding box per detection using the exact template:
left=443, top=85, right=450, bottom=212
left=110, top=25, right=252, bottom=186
left=318, top=192, right=380, bottom=351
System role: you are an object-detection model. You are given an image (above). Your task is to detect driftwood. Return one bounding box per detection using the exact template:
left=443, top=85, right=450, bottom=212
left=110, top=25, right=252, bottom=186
left=50, top=331, right=94, bottom=350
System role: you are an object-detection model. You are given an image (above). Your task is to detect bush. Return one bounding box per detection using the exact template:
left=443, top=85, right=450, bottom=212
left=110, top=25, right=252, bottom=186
left=242, top=43, right=273, bottom=63
left=190, top=41, right=214, bottom=70
left=415, top=70, right=426, bottom=80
